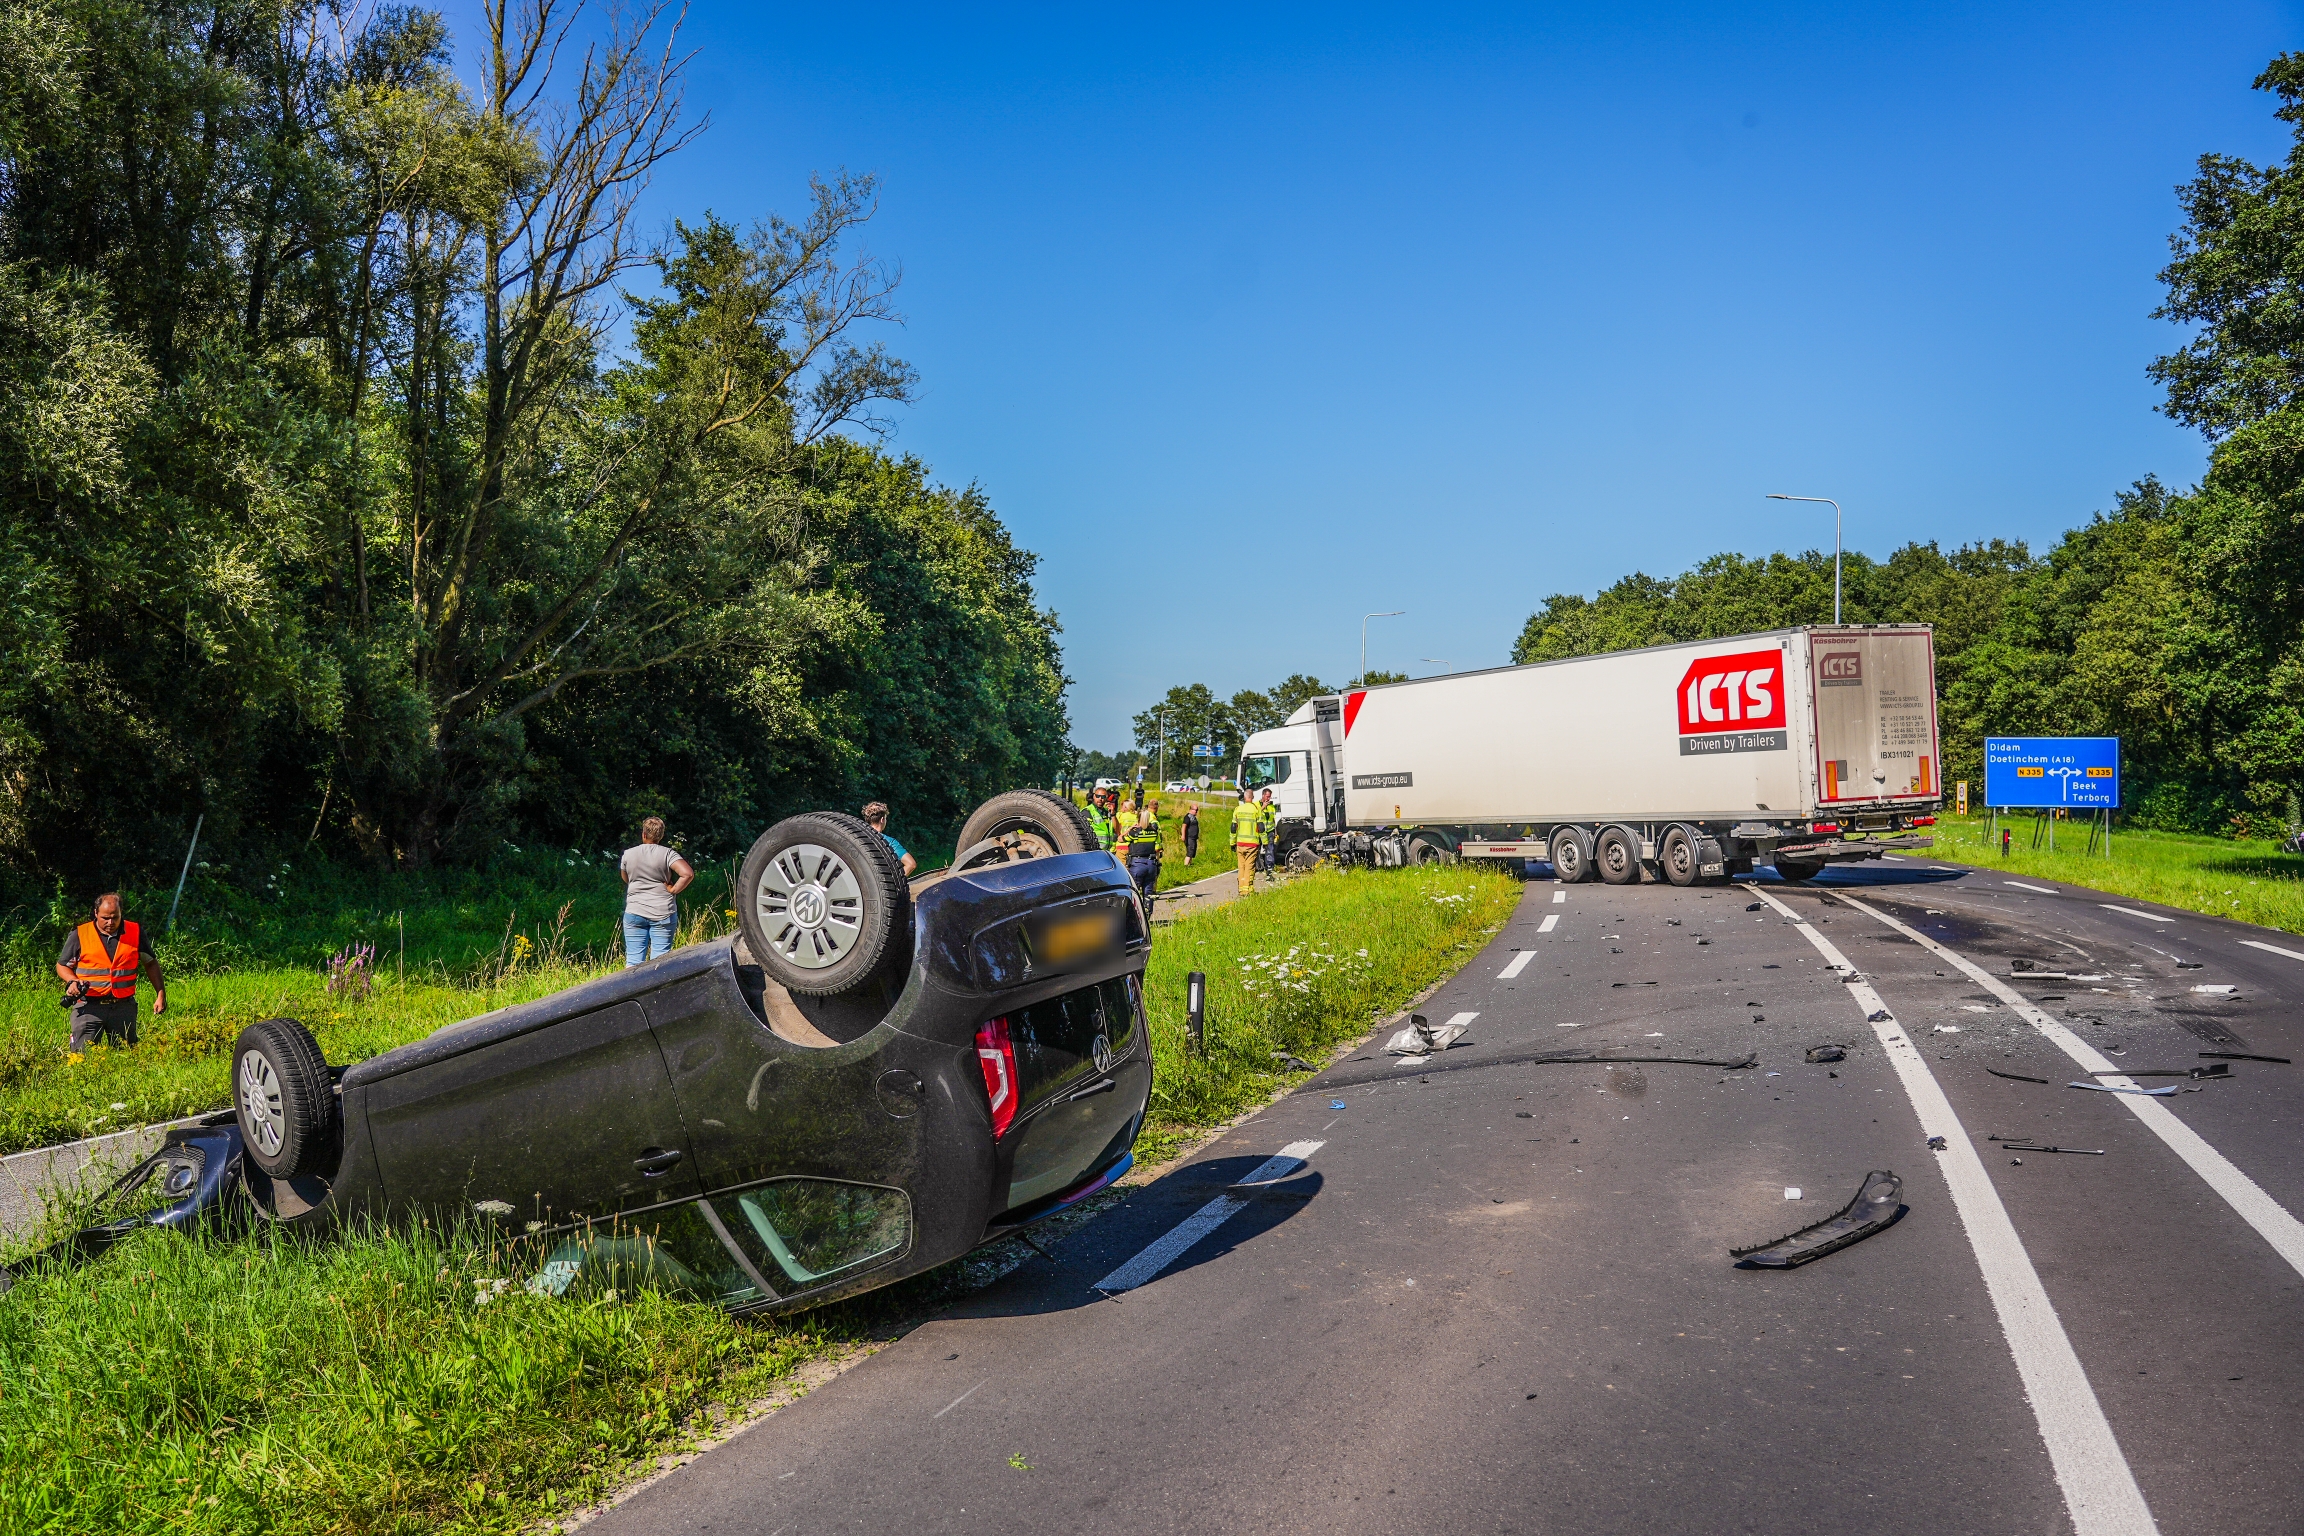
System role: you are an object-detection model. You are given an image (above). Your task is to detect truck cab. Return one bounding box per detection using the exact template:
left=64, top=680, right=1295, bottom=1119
left=1238, top=696, right=1347, bottom=847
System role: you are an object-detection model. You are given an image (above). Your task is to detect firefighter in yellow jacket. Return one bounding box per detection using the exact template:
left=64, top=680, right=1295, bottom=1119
left=54, top=892, right=166, bottom=1052
left=1231, top=791, right=1264, bottom=895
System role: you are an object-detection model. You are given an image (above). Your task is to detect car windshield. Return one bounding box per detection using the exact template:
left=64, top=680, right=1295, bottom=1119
left=1239, top=754, right=1292, bottom=790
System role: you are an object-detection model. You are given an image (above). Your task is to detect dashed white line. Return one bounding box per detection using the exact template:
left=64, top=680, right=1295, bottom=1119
left=1836, top=892, right=2304, bottom=1284
left=1499, top=950, right=1536, bottom=980
left=1551, top=890, right=1566, bottom=904
left=2100, top=905, right=2174, bottom=924
left=1537, top=913, right=1560, bottom=934
left=933, top=1379, right=989, bottom=1418
left=2006, top=881, right=2060, bottom=894
left=2239, top=939, right=2304, bottom=963
left=1748, top=884, right=2157, bottom=1536
left=1092, top=1141, right=1325, bottom=1294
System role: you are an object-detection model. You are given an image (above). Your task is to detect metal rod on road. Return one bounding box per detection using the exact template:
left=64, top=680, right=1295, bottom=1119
left=1767, top=494, right=1843, bottom=625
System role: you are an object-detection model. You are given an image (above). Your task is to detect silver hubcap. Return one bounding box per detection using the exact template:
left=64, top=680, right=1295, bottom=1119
left=756, top=842, right=864, bottom=969
left=238, top=1050, right=285, bottom=1155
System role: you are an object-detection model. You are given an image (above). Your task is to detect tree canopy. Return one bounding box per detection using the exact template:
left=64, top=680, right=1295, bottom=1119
left=0, top=0, right=1066, bottom=903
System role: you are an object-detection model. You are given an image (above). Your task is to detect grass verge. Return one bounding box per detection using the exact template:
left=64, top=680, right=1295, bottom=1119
left=1917, top=815, right=2304, bottom=936
left=0, top=862, right=1522, bottom=1533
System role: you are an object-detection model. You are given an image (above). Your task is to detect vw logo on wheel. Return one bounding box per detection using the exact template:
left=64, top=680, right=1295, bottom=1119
left=756, top=842, right=866, bottom=968
left=1091, top=1033, right=1113, bottom=1074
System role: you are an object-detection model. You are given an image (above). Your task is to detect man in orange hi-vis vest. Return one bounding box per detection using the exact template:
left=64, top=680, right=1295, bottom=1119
left=53, top=892, right=166, bottom=1052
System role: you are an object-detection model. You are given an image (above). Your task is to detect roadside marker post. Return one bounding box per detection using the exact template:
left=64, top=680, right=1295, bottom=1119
left=1186, top=971, right=1206, bottom=1056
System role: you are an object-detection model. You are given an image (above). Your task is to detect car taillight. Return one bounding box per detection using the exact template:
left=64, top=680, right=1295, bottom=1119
left=975, top=1016, right=1018, bottom=1137
left=1810, top=822, right=1841, bottom=836
left=1912, top=815, right=1936, bottom=827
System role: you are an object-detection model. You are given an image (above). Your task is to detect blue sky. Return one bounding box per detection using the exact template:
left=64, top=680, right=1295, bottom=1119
left=459, top=2, right=2294, bottom=749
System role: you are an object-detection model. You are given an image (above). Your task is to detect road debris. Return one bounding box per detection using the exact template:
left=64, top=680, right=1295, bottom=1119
left=1934, top=1025, right=1963, bottom=1034
left=1385, top=1013, right=1469, bottom=1057
left=1987, top=1067, right=2050, bottom=1084
left=2088, top=1063, right=2229, bottom=1079
left=2070, top=1081, right=2180, bottom=1097
left=1804, top=1044, right=1846, bottom=1063
left=1329, top=1099, right=1347, bottom=1110
left=1731, top=1170, right=1903, bottom=1268
left=1746, top=902, right=1763, bottom=911
left=1991, top=1136, right=2105, bottom=1155
left=1784, top=1186, right=1802, bottom=1200
left=2201, top=1051, right=2289, bottom=1064
left=2191, top=984, right=2238, bottom=995
left=1271, top=1051, right=1317, bottom=1072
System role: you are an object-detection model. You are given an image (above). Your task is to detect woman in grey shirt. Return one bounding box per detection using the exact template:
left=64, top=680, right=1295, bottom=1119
left=620, top=816, right=695, bottom=966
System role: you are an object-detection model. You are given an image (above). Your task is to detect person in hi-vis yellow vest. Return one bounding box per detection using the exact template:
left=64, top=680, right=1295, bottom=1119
left=1230, top=792, right=1263, bottom=896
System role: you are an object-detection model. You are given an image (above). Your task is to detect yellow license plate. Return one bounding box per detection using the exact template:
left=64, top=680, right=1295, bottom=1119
left=1033, top=911, right=1117, bottom=965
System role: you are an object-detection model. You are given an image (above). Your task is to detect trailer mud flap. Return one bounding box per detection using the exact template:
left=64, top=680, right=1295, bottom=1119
left=1730, top=1169, right=1903, bottom=1268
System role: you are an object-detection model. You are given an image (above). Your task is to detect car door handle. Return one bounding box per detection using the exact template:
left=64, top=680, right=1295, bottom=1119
left=633, top=1148, right=684, bottom=1176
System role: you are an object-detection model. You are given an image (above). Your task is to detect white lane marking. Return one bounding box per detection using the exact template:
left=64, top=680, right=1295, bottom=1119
left=2100, top=905, right=2174, bottom=924
left=2240, top=939, right=2304, bottom=963
left=1551, top=890, right=1567, bottom=904
left=1537, top=913, right=1560, bottom=934
left=1834, top=891, right=2304, bottom=1284
left=933, top=1378, right=989, bottom=1418
left=1499, top=950, right=1536, bottom=980
left=1093, top=1141, right=1325, bottom=1293
left=2006, top=881, right=2060, bottom=894
left=1747, top=885, right=2157, bottom=1536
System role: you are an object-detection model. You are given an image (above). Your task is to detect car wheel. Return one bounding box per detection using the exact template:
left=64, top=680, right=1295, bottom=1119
left=232, top=1017, right=340, bottom=1180
left=1659, top=825, right=1699, bottom=887
left=1775, top=856, right=1825, bottom=884
left=1596, top=826, right=1642, bottom=885
left=1550, top=826, right=1594, bottom=883
left=954, top=789, right=1099, bottom=866
left=740, top=813, right=912, bottom=998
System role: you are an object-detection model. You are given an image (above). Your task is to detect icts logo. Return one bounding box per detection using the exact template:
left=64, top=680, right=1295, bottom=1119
left=1677, top=648, right=1785, bottom=735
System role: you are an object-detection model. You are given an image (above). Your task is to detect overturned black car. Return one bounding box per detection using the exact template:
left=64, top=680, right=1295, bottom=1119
left=20, top=792, right=1152, bottom=1314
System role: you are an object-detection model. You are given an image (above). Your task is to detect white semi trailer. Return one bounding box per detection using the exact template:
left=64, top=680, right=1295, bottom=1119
left=1236, top=625, right=1942, bottom=884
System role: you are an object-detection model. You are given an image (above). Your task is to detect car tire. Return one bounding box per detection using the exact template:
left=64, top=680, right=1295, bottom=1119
left=1659, top=825, right=1700, bottom=887
left=1775, top=855, right=1825, bottom=883
left=739, top=813, right=912, bottom=998
left=1550, top=825, right=1595, bottom=883
left=233, top=1017, right=340, bottom=1180
left=955, top=789, right=1099, bottom=865
left=1596, top=825, right=1642, bottom=885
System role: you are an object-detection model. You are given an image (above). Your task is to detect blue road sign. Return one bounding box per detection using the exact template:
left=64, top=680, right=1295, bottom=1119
left=1984, top=737, right=2120, bottom=809
left=1192, top=744, right=1213, bottom=757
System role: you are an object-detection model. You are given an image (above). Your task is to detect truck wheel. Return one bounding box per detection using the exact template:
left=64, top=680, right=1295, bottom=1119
left=1550, top=826, right=1594, bottom=883
left=233, top=1017, right=340, bottom=1180
left=1595, top=826, right=1642, bottom=885
left=1407, top=833, right=1455, bottom=866
left=1775, top=855, right=1825, bottom=884
left=955, top=789, right=1099, bottom=866
left=1659, top=825, right=1700, bottom=887
left=740, top=813, right=912, bottom=998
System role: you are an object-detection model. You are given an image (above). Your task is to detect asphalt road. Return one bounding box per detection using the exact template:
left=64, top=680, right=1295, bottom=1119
left=588, top=858, right=2304, bottom=1536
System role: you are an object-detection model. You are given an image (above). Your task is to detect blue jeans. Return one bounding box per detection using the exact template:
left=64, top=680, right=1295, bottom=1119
left=624, top=910, right=676, bottom=967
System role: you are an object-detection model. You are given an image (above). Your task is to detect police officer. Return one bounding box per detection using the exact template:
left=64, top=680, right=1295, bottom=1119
left=54, top=892, right=166, bottom=1052
left=1231, top=791, right=1263, bottom=895
left=1123, top=807, right=1161, bottom=910
left=1087, top=789, right=1116, bottom=850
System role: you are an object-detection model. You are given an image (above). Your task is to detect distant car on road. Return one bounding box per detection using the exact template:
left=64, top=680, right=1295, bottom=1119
left=21, top=793, right=1151, bottom=1318
left=1091, top=777, right=1124, bottom=794
left=1163, top=781, right=1188, bottom=793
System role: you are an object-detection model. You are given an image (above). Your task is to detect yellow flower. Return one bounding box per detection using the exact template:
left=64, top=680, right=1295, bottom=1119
left=64, top=1052, right=83, bottom=1066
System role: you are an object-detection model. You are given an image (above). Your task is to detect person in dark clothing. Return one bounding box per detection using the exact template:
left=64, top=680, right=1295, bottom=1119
left=1181, top=804, right=1201, bottom=863
left=55, top=892, right=166, bottom=1051
left=1122, top=809, right=1161, bottom=911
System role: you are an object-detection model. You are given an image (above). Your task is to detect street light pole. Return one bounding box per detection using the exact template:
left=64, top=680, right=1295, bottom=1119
left=1419, top=658, right=1450, bottom=676
left=1362, top=610, right=1404, bottom=684
left=1157, top=707, right=1168, bottom=788
left=1766, top=494, right=1843, bottom=626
